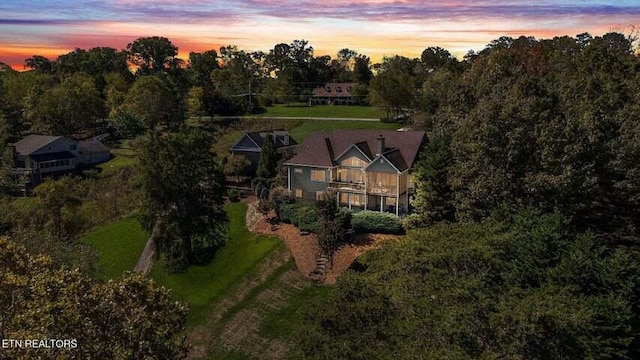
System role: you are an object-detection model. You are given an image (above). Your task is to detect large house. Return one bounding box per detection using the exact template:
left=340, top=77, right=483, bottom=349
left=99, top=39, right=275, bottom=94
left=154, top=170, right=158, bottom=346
left=229, top=129, right=296, bottom=173
left=310, top=83, right=357, bottom=105
left=285, top=129, right=426, bottom=216
left=11, top=134, right=111, bottom=185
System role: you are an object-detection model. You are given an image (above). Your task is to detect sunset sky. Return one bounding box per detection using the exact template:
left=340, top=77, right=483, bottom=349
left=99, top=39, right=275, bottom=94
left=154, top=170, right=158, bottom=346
left=1, top=0, right=638, bottom=69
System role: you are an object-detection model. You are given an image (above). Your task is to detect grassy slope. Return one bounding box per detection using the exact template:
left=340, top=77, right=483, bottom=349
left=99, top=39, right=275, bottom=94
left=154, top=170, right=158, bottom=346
left=259, top=104, right=385, bottom=119
left=97, top=140, right=137, bottom=175
left=80, top=217, right=148, bottom=279
left=288, top=120, right=400, bottom=143
left=150, top=202, right=282, bottom=328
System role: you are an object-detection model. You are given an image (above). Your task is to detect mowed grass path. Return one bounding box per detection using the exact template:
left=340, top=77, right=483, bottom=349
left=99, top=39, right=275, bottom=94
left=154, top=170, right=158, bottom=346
left=80, top=217, right=148, bottom=279
left=150, top=202, right=282, bottom=328
left=289, top=120, right=400, bottom=143
left=259, top=104, right=385, bottom=119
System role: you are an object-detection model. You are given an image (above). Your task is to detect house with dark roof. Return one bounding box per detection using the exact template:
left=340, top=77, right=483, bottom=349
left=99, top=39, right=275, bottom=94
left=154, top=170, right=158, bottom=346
left=11, top=134, right=111, bottom=185
left=229, top=130, right=296, bottom=173
left=310, top=83, right=357, bottom=105
left=284, top=129, right=426, bottom=216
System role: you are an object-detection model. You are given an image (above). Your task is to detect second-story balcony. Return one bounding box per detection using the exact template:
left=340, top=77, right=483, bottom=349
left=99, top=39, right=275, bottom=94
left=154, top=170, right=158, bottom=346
left=328, top=180, right=365, bottom=192
left=367, top=184, right=397, bottom=196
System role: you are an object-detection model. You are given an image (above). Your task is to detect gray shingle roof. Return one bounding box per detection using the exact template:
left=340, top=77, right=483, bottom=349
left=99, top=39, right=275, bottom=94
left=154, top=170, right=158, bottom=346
left=14, top=135, right=62, bottom=155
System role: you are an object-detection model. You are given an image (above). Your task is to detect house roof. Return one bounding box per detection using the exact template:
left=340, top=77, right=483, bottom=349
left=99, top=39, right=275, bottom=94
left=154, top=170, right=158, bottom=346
left=79, top=140, right=110, bottom=154
left=14, top=134, right=62, bottom=155
left=312, top=83, right=357, bottom=97
left=285, top=129, right=425, bottom=169
left=230, top=129, right=297, bottom=151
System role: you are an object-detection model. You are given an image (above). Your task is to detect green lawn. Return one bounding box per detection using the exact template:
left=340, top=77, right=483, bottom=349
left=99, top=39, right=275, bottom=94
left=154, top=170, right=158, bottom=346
left=289, top=120, right=400, bottom=143
left=259, top=104, right=385, bottom=119
left=80, top=217, right=148, bottom=279
left=150, top=202, right=282, bottom=328
left=98, top=141, right=137, bottom=175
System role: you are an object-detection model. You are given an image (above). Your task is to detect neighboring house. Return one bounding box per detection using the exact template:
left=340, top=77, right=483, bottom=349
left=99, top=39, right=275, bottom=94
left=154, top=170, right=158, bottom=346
left=229, top=129, right=296, bottom=173
left=310, top=83, right=357, bottom=105
left=11, top=134, right=111, bottom=186
left=285, top=129, right=426, bottom=216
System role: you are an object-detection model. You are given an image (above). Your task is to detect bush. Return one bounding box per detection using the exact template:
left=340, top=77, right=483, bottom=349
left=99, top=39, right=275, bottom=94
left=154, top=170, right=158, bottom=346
left=352, top=211, right=403, bottom=234
left=296, top=205, right=319, bottom=232
left=228, top=189, right=240, bottom=202
left=277, top=202, right=319, bottom=232
left=279, top=203, right=297, bottom=224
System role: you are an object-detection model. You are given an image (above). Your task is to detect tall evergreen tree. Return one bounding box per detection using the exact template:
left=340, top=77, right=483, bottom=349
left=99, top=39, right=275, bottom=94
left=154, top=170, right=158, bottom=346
left=256, top=134, right=278, bottom=179
left=410, top=135, right=455, bottom=226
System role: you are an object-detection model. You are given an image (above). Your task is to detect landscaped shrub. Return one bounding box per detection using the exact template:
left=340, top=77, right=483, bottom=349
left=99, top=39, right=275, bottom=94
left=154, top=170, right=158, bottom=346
left=296, top=205, right=319, bottom=232
left=352, top=211, right=403, bottom=234
left=228, top=189, right=240, bottom=202
left=277, top=202, right=319, bottom=232
left=279, top=203, right=297, bottom=224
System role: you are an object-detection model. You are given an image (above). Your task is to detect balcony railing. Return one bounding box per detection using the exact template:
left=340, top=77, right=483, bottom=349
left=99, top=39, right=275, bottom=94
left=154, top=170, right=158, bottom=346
left=367, top=185, right=397, bottom=196
left=328, top=180, right=365, bottom=192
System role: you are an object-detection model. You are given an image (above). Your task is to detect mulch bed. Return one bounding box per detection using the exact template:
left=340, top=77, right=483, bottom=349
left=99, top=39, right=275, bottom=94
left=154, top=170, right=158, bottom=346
left=244, top=197, right=401, bottom=284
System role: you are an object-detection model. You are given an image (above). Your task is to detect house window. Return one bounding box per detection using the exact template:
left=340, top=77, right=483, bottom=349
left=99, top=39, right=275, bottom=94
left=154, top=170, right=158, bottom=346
left=311, top=170, right=326, bottom=182
left=294, top=168, right=303, bottom=174
left=70, top=144, right=77, bottom=150
left=17, top=160, right=25, bottom=168
left=336, top=86, right=342, bottom=93
left=295, top=189, right=303, bottom=198
left=316, top=191, right=324, bottom=200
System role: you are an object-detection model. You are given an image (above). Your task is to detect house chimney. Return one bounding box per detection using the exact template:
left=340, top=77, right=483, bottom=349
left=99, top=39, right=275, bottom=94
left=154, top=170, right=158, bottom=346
left=376, top=134, right=385, bottom=156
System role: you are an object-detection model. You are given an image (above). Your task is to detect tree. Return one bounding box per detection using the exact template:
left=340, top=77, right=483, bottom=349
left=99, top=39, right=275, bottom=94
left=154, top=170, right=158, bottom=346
left=33, top=176, right=83, bottom=242
left=298, top=210, right=640, bottom=359
left=122, top=75, right=178, bottom=131
left=353, top=55, right=373, bottom=84
left=0, top=237, right=188, bottom=359
left=369, top=62, right=415, bottom=119
left=409, top=135, right=455, bottom=227
left=24, top=55, right=54, bottom=73
left=420, top=46, right=457, bottom=71
left=140, top=129, right=228, bottom=273
left=223, top=154, right=251, bottom=182
left=315, top=191, right=351, bottom=263
left=188, top=49, right=219, bottom=86
left=31, top=73, right=105, bottom=135
left=256, top=134, right=278, bottom=179
left=108, top=106, right=145, bottom=139
left=127, top=36, right=179, bottom=76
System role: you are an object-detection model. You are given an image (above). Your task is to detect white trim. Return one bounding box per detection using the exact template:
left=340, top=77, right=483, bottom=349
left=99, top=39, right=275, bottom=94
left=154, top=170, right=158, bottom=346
left=287, top=166, right=291, bottom=191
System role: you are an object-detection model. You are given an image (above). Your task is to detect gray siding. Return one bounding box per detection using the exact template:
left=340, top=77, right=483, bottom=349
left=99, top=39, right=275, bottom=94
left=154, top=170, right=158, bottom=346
left=289, top=166, right=329, bottom=202
left=366, top=156, right=399, bottom=173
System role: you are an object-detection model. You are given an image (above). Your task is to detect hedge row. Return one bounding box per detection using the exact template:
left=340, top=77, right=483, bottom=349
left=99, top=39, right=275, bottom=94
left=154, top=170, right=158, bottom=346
left=352, top=211, right=403, bottom=234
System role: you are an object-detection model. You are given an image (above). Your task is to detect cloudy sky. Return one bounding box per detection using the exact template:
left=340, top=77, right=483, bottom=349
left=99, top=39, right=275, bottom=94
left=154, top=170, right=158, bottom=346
left=1, top=0, right=638, bottom=69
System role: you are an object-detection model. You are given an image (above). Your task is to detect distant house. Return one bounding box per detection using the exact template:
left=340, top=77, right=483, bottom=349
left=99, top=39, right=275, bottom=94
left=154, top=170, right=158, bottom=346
left=285, top=129, right=426, bottom=216
left=229, top=130, right=296, bottom=173
left=11, top=134, right=111, bottom=186
left=310, top=83, right=357, bottom=105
